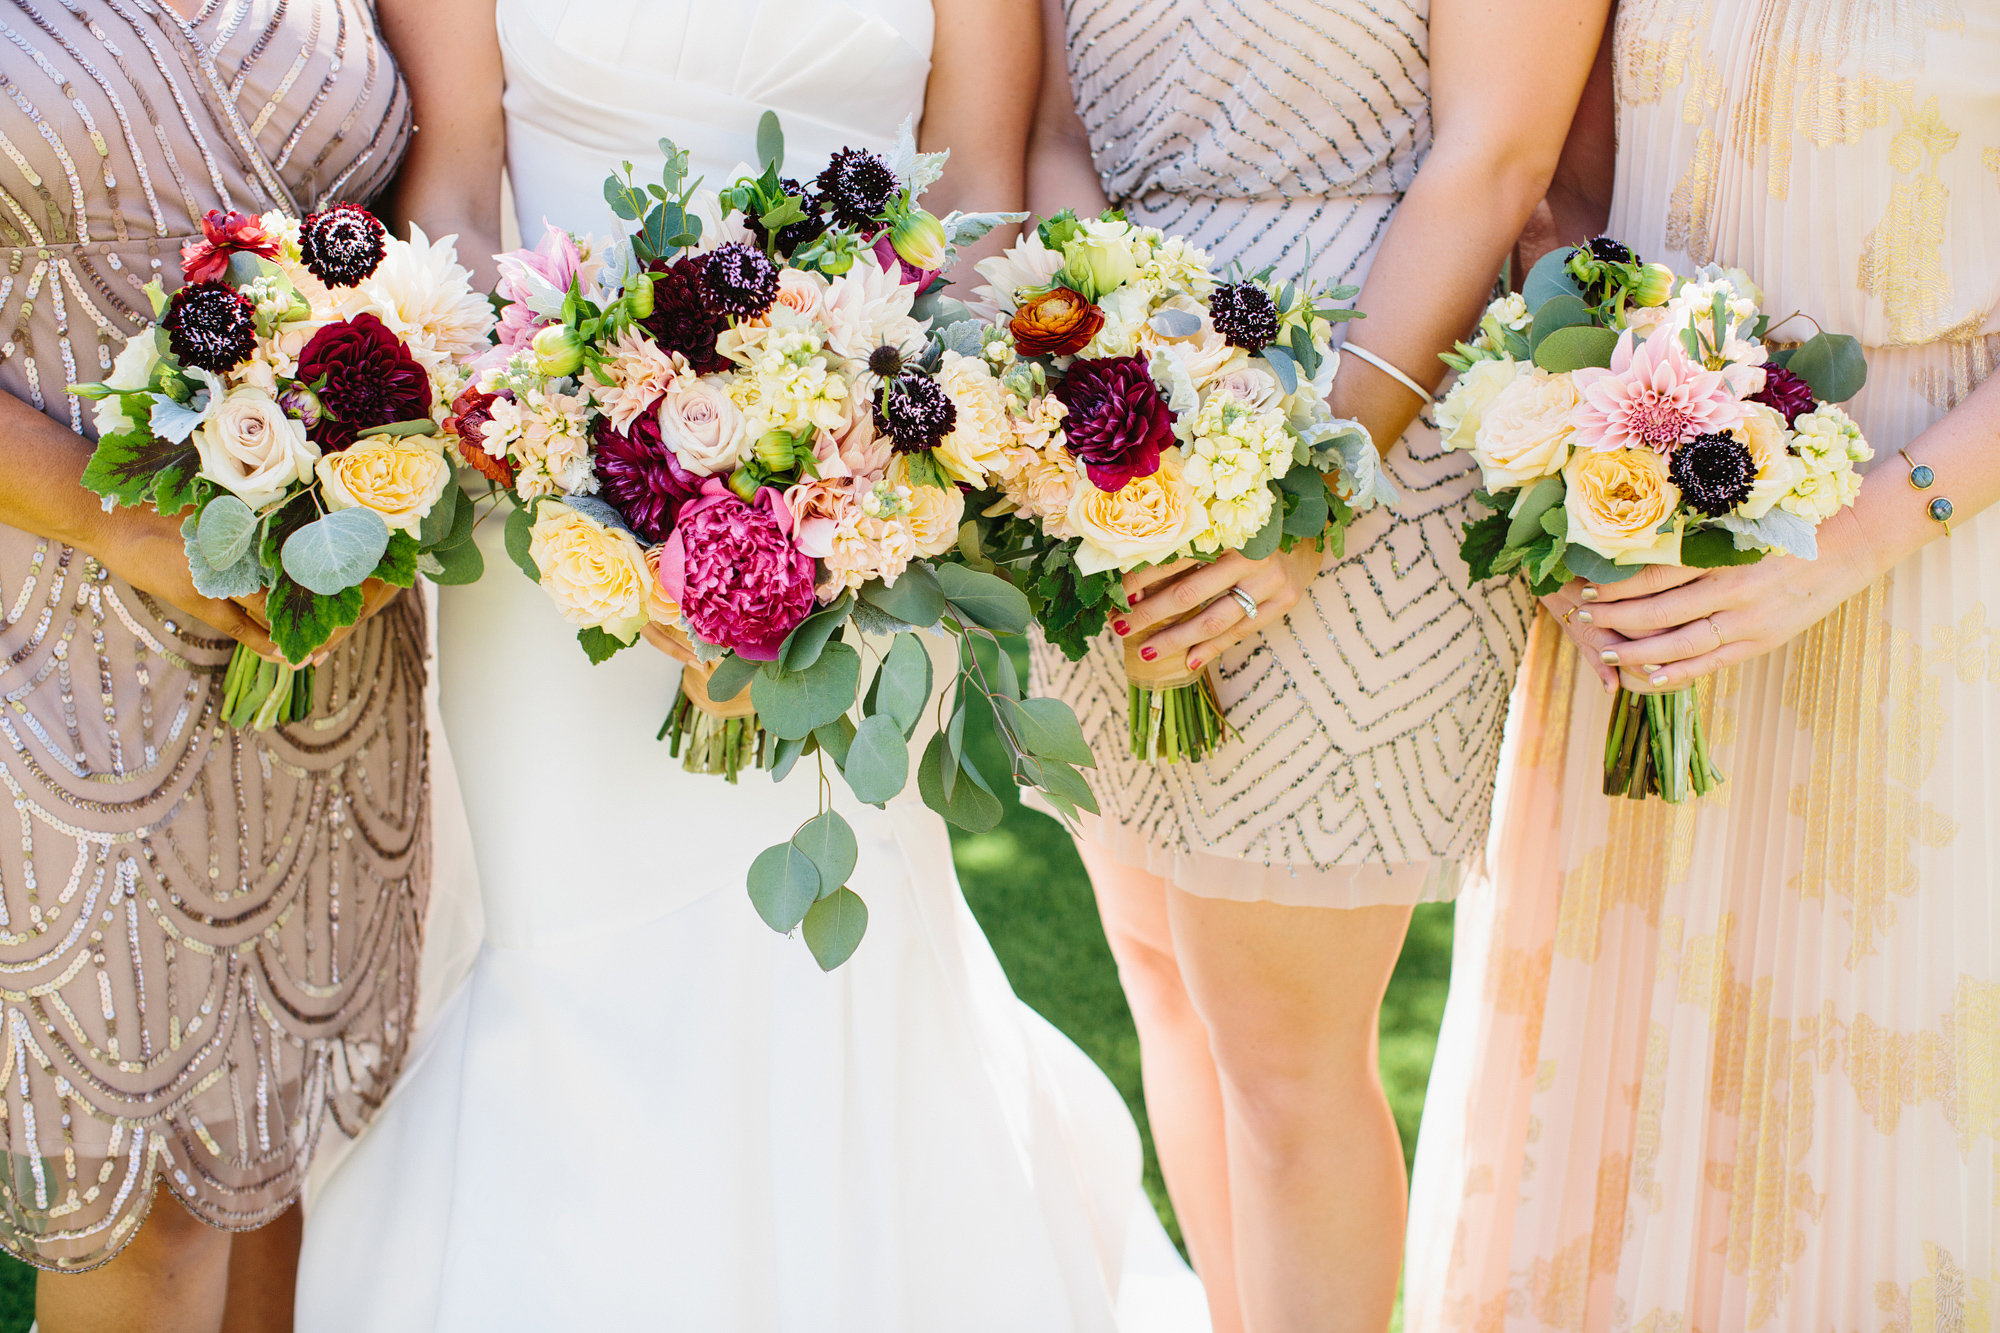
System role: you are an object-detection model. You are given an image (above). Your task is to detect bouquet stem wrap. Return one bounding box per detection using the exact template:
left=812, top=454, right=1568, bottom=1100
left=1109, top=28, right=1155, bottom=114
left=1125, top=618, right=1227, bottom=763
left=1601, top=683, right=1722, bottom=804
left=660, top=659, right=771, bottom=783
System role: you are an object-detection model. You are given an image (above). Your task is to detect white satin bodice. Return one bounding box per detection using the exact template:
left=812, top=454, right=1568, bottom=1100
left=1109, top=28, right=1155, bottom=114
left=498, top=0, right=934, bottom=235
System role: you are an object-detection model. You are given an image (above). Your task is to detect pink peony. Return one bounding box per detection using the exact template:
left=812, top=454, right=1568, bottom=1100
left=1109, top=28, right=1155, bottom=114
left=658, top=478, right=818, bottom=661
left=1571, top=327, right=1746, bottom=454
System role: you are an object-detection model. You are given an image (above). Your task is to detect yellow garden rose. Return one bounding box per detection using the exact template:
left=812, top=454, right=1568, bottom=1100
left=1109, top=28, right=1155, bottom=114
left=1563, top=446, right=1682, bottom=565
left=934, top=351, right=1013, bottom=484
left=528, top=501, right=653, bottom=642
left=1069, top=450, right=1205, bottom=574
left=316, top=434, right=451, bottom=536
left=889, top=457, right=966, bottom=557
left=1734, top=403, right=1801, bottom=520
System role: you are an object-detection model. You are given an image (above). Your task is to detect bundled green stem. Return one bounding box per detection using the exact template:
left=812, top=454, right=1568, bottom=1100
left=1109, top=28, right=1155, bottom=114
left=1128, top=676, right=1228, bottom=764
left=218, top=642, right=315, bottom=731
left=1601, top=683, right=1723, bottom=803
left=657, top=683, right=774, bottom=783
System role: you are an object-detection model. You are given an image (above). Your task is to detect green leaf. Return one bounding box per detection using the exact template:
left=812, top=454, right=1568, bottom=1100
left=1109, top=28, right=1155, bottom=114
left=577, top=626, right=629, bottom=663
left=778, top=592, right=853, bottom=672
left=999, top=696, right=1094, bottom=767
left=1507, top=475, right=1566, bottom=549
left=80, top=428, right=200, bottom=512
left=751, top=640, right=861, bottom=740
left=860, top=561, right=947, bottom=628
left=844, top=713, right=909, bottom=805
left=1239, top=491, right=1286, bottom=560
left=1528, top=294, right=1592, bottom=355
left=1530, top=535, right=1570, bottom=585
left=1680, top=527, right=1765, bottom=568
left=281, top=507, right=391, bottom=595
left=1277, top=467, right=1329, bottom=539
left=422, top=537, right=484, bottom=585
left=1784, top=332, right=1868, bottom=404
left=196, top=495, right=258, bottom=570
left=756, top=111, right=786, bottom=174
left=1015, top=755, right=1099, bottom=815
left=1532, top=325, right=1618, bottom=374
left=813, top=716, right=856, bottom=769
left=603, top=175, right=640, bottom=221
left=418, top=481, right=460, bottom=549
left=504, top=504, right=540, bottom=581
left=941, top=699, right=968, bottom=802
left=917, top=732, right=1003, bottom=832
left=746, top=842, right=819, bottom=933
left=705, top=653, right=760, bottom=704
left=1261, top=344, right=1299, bottom=395
left=934, top=564, right=1031, bottom=635
left=354, top=418, right=439, bottom=440
left=265, top=574, right=365, bottom=666
left=768, top=732, right=814, bottom=782
left=1459, top=512, right=1511, bottom=583
left=371, top=530, right=420, bottom=589
left=182, top=509, right=264, bottom=599
left=1523, top=246, right=1588, bottom=311
left=1562, top=543, right=1647, bottom=585
left=875, top=632, right=934, bottom=737
left=802, top=887, right=867, bottom=971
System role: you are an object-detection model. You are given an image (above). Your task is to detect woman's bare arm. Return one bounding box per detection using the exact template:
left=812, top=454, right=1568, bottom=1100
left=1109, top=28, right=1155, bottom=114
left=1025, top=0, right=1110, bottom=219
left=1514, top=7, right=1618, bottom=274
left=919, top=0, right=1043, bottom=283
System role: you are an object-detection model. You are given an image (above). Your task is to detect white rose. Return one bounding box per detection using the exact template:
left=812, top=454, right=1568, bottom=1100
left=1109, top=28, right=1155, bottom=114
left=1470, top=369, right=1577, bottom=490
left=192, top=385, right=319, bottom=509
left=1435, top=356, right=1526, bottom=451
left=657, top=375, right=746, bottom=476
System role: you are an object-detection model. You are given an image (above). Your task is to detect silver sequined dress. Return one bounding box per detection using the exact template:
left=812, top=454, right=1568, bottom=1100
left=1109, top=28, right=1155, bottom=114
left=0, top=0, right=427, bottom=1269
left=1037, top=0, right=1534, bottom=904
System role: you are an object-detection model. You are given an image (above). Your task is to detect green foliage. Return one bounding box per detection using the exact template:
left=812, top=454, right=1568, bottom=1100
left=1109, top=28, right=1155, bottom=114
left=705, top=653, right=760, bottom=704
left=265, top=574, right=364, bottom=666
left=1527, top=293, right=1591, bottom=355
left=282, top=507, right=389, bottom=595
left=504, top=503, right=540, bottom=581
left=196, top=495, right=258, bottom=569
left=935, top=564, right=1032, bottom=635
left=576, top=626, right=628, bottom=664
left=1459, top=512, right=1512, bottom=584
left=371, top=531, right=421, bottom=589
left=802, top=888, right=868, bottom=971
left=1522, top=246, right=1587, bottom=311
left=844, top=714, right=910, bottom=806
left=791, top=811, right=857, bottom=897
left=746, top=842, right=819, bottom=933
left=1680, top=527, right=1765, bottom=568
left=1561, top=543, right=1646, bottom=586
left=79, top=427, right=201, bottom=513
left=1532, top=324, right=1618, bottom=374
left=860, top=560, right=946, bottom=627
left=1785, top=331, right=1868, bottom=403
left=751, top=640, right=862, bottom=739
left=777, top=592, right=854, bottom=672
left=917, top=731, right=1003, bottom=832
left=874, top=633, right=934, bottom=737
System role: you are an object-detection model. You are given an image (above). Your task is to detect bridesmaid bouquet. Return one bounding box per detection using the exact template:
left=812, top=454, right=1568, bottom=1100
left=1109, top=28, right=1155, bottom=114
left=461, top=115, right=1094, bottom=968
left=1441, top=239, right=1871, bottom=802
left=71, top=205, right=493, bottom=727
left=955, top=213, right=1391, bottom=762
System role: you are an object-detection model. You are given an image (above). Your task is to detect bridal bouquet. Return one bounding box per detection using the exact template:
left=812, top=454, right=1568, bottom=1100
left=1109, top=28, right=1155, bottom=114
left=956, top=212, right=1391, bottom=763
left=460, top=115, right=1095, bottom=968
left=1441, top=239, right=1871, bottom=802
left=71, top=205, right=493, bottom=728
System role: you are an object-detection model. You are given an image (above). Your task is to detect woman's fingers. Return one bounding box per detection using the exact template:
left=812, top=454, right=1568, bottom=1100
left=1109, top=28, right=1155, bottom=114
left=1120, top=558, right=1200, bottom=605
left=1578, top=563, right=1702, bottom=604
left=1121, top=556, right=1249, bottom=639
left=1579, top=575, right=1737, bottom=640
left=1605, top=610, right=1740, bottom=680
left=1542, top=588, right=1621, bottom=693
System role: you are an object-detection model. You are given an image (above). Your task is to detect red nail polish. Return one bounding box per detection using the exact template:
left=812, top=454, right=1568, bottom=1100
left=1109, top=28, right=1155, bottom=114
left=1186, top=658, right=1200, bottom=671
left=1113, top=620, right=1130, bottom=635
left=1128, top=593, right=1140, bottom=607
left=1139, top=646, right=1157, bottom=661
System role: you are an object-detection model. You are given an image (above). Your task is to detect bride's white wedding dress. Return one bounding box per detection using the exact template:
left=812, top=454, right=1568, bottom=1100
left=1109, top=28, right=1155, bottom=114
left=294, top=2, right=1204, bottom=1329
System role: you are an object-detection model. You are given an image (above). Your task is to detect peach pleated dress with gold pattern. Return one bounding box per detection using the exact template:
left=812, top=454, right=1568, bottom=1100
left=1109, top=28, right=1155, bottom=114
left=1405, top=2, right=1999, bottom=1329
left=0, top=0, right=428, bottom=1270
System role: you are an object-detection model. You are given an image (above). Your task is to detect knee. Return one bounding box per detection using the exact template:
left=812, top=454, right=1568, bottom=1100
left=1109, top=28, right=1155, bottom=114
left=1207, top=1021, right=1383, bottom=1154
left=1103, top=928, right=1200, bottom=1037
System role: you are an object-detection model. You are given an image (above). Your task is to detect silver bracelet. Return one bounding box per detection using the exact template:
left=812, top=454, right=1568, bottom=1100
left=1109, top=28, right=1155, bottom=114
left=1342, top=342, right=1433, bottom=405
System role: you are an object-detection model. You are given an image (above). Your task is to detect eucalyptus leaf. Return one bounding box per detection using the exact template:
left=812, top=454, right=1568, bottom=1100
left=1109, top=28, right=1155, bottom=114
left=844, top=714, right=910, bottom=805
left=751, top=640, right=861, bottom=740
left=998, top=696, right=1094, bottom=767
left=504, top=504, right=540, bottom=580
left=756, top=111, right=785, bottom=173
left=1561, top=543, right=1646, bottom=585
left=778, top=592, right=854, bottom=673
left=1277, top=467, right=1329, bottom=538
left=558, top=493, right=639, bottom=539
left=1148, top=308, right=1204, bottom=338
left=860, top=561, right=946, bottom=628
left=281, top=507, right=390, bottom=596
left=935, top=564, right=1031, bottom=635
left=1015, top=755, right=1099, bottom=815
left=746, top=842, right=819, bottom=933
left=1784, top=332, right=1868, bottom=404
left=875, top=633, right=934, bottom=737
left=1527, top=294, right=1592, bottom=355
left=1239, top=494, right=1285, bottom=561
left=196, top=495, right=257, bottom=570
left=417, top=481, right=460, bottom=549
left=1679, top=527, right=1765, bottom=568
left=813, top=716, right=856, bottom=769
left=1260, top=345, right=1300, bottom=395
left=182, top=511, right=263, bottom=599
left=1507, top=475, right=1566, bottom=549
left=423, top=536, right=484, bottom=585
left=1532, top=325, right=1619, bottom=374
left=802, top=888, right=868, bottom=971
left=917, top=732, right=1003, bottom=832
left=1523, top=246, right=1588, bottom=311
left=791, top=813, right=857, bottom=899
left=1712, top=509, right=1817, bottom=559
left=704, top=653, right=760, bottom=704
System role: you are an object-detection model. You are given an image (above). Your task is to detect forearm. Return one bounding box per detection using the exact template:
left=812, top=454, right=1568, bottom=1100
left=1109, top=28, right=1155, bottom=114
left=1852, top=372, right=2000, bottom=573
left=919, top=0, right=1040, bottom=285
left=0, top=392, right=113, bottom=552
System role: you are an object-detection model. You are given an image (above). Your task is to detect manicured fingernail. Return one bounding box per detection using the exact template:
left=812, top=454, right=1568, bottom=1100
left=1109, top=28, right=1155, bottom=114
left=1604, top=677, right=1617, bottom=694
left=1579, top=587, right=1599, bottom=602
left=1113, top=619, right=1131, bottom=636
left=1139, top=645, right=1157, bottom=661
left=1128, top=593, right=1140, bottom=607
left=1600, top=649, right=1619, bottom=665
left=1642, top=664, right=1662, bottom=673
left=1186, top=657, right=1200, bottom=670
left=1650, top=672, right=1669, bottom=686
left=1575, top=610, right=1593, bottom=625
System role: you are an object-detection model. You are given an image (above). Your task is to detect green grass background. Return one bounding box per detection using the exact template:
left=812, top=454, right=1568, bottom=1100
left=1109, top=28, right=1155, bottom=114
left=0, top=652, right=1455, bottom=1326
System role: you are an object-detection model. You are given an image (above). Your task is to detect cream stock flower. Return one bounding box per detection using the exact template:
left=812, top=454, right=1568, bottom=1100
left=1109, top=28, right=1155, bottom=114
left=934, top=351, right=1013, bottom=483
left=1436, top=356, right=1526, bottom=451
left=1069, top=450, right=1205, bottom=574
left=1562, top=446, right=1682, bottom=565
left=1470, top=369, right=1578, bottom=490
left=316, top=434, right=451, bottom=536
left=193, top=385, right=319, bottom=509
left=1191, top=484, right=1275, bottom=555
left=1180, top=393, right=1291, bottom=502
left=529, top=501, right=653, bottom=642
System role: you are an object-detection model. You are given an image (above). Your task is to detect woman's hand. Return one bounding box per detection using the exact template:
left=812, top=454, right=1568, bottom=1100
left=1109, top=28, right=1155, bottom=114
left=1539, top=582, right=1624, bottom=694
left=88, top=506, right=281, bottom=661
left=641, top=621, right=700, bottom=667
left=1118, top=543, right=1324, bottom=672
left=235, top=577, right=406, bottom=666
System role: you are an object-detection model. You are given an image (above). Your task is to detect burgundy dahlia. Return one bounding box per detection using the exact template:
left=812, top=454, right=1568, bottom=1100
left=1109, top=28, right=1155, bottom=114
left=1751, top=364, right=1816, bottom=426
left=702, top=242, right=780, bottom=319
left=1053, top=355, right=1175, bottom=493
left=873, top=371, right=958, bottom=454
left=163, top=280, right=258, bottom=373
left=445, top=385, right=515, bottom=486
left=813, top=147, right=899, bottom=231
left=592, top=413, right=703, bottom=544
left=299, top=202, right=388, bottom=289
left=641, top=256, right=730, bottom=375
left=1210, top=282, right=1279, bottom=351
left=297, top=313, right=432, bottom=450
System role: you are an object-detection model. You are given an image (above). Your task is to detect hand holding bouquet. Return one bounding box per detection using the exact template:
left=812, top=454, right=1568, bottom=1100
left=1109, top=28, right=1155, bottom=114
left=958, top=212, right=1393, bottom=762
left=70, top=206, right=493, bottom=727
left=1441, top=239, right=1871, bottom=802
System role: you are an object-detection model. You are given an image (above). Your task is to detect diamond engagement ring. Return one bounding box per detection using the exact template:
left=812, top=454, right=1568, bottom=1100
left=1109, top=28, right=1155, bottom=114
left=1228, top=587, right=1259, bottom=620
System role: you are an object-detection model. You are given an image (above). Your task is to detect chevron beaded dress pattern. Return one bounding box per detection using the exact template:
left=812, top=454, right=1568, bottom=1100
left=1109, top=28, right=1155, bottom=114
left=1039, top=0, right=1534, bottom=903
left=0, top=0, right=427, bottom=1268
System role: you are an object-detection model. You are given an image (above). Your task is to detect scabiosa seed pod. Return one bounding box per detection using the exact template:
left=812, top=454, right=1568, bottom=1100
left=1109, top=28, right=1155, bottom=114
left=1750, top=365, right=1817, bottom=426
left=163, top=280, right=259, bottom=373
left=868, top=344, right=907, bottom=378
left=1567, top=236, right=1641, bottom=305
left=1209, top=282, right=1280, bottom=351
left=641, top=256, right=731, bottom=375
left=873, top=370, right=959, bottom=454
left=298, top=202, right=387, bottom=289
left=701, top=242, right=780, bottom=319
left=814, top=147, right=900, bottom=230
left=1668, top=430, right=1757, bottom=517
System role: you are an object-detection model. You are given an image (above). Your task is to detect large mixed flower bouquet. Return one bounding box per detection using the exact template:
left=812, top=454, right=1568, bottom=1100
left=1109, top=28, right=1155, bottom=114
left=1441, top=239, right=1871, bottom=802
left=71, top=205, right=493, bottom=728
left=457, top=115, right=1096, bottom=968
left=958, top=212, right=1391, bottom=763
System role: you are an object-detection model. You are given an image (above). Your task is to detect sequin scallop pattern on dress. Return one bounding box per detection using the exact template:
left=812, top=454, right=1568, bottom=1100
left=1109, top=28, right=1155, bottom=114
left=0, top=0, right=427, bottom=1269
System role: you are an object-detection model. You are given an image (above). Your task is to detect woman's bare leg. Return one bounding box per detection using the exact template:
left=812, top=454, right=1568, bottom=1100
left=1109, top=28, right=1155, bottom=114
left=220, top=1201, right=300, bottom=1333
left=37, top=1187, right=231, bottom=1333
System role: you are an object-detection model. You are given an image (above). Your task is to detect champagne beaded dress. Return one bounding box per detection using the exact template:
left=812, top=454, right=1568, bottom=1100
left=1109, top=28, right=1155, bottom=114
left=0, top=0, right=431, bottom=1269
left=1036, top=0, right=1536, bottom=906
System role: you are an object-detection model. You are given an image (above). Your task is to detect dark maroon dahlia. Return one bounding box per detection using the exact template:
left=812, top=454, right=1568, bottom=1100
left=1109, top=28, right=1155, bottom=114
left=592, top=413, right=703, bottom=544
left=702, top=242, right=780, bottom=319
left=813, top=147, right=900, bottom=231
left=1209, top=282, right=1280, bottom=351
left=1053, top=355, right=1175, bottom=493
left=873, top=371, right=958, bottom=454
left=1750, top=364, right=1817, bottom=426
left=296, top=313, right=432, bottom=450
left=746, top=178, right=828, bottom=256
left=299, top=202, right=388, bottom=289
left=163, top=280, right=258, bottom=373
left=1668, top=431, right=1756, bottom=517
left=641, top=256, right=731, bottom=375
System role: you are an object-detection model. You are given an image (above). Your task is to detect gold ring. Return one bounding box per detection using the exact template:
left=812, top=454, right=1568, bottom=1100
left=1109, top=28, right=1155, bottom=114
left=1563, top=605, right=1579, bottom=625
left=1705, top=617, right=1723, bottom=650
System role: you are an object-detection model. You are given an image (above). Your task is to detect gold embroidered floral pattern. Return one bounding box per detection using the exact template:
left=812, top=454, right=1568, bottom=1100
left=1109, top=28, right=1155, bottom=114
left=1556, top=797, right=1699, bottom=963
left=1843, top=974, right=1998, bottom=1156
left=1860, top=94, right=1963, bottom=343
left=1916, top=334, right=2000, bottom=414
left=1875, top=1242, right=1994, bottom=1333
left=1526, top=1154, right=1632, bottom=1331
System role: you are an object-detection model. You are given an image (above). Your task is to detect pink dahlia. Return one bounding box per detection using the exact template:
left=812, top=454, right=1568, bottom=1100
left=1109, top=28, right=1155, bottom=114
left=1571, top=327, right=1745, bottom=454
left=658, top=478, right=817, bottom=661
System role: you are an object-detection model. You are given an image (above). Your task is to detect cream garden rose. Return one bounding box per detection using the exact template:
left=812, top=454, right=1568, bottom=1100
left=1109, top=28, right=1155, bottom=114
left=890, top=457, right=966, bottom=557
left=1435, top=356, right=1525, bottom=451
left=1470, top=368, right=1578, bottom=490
left=1733, top=403, right=1802, bottom=519
left=934, top=351, right=1013, bottom=484
left=316, top=434, right=452, bottom=536
left=529, top=501, right=654, bottom=642
left=1070, top=450, right=1206, bottom=574
left=658, top=375, right=746, bottom=476
left=193, top=385, right=320, bottom=509
left=1563, top=445, right=1682, bottom=565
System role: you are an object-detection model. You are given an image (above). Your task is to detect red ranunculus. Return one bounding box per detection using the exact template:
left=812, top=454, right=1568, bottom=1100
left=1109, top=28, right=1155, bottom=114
left=180, top=209, right=282, bottom=284
left=444, top=385, right=515, bottom=486
left=1053, top=355, right=1175, bottom=493
left=297, top=313, right=432, bottom=451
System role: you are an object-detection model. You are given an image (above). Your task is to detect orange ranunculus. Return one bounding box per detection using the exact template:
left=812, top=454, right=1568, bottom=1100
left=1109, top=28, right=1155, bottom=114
left=1009, top=287, right=1105, bottom=358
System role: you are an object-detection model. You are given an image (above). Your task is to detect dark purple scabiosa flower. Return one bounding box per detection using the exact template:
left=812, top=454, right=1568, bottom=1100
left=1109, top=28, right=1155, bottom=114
left=746, top=179, right=828, bottom=256
left=296, top=312, right=431, bottom=450
left=813, top=147, right=900, bottom=231
left=1750, top=364, right=1817, bottom=426
left=1668, top=430, right=1757, bottom=517
left=641, top=256, right=731, bottom=375
left=299, top=202, right=388, bottom=289
left=1568, top=236, right=1641, bottom=306
left=873, top=371, right=958, bottom=454
left=592, top=412, right=704, bottom=544
left=701, top=242, right=780, bottom=319
left=1209, top=282, right=1280, bottom=351
left=1053, top=355, right=1175, bottom=493
left=163, top=280, right=259, bottom=373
